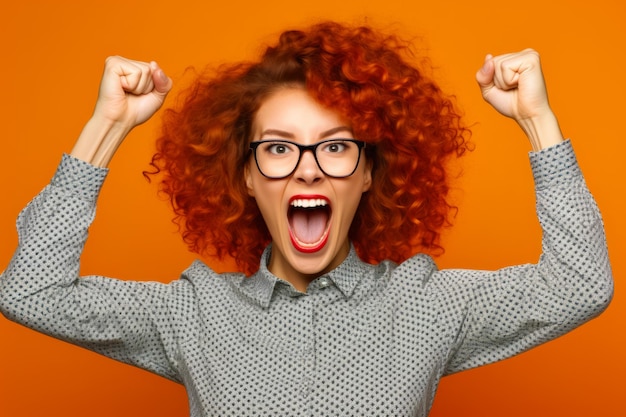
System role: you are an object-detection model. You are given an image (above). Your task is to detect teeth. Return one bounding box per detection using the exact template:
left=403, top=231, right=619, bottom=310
left=291, top=199, right=328, bottom=208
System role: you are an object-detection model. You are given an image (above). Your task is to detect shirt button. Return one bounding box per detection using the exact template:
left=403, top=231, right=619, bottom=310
left=319, top=277, right=331, bottom=288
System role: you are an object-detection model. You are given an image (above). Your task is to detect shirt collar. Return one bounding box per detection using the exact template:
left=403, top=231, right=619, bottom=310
left=324, top=245, right=371, bottom=298
left=238, top=244, right=371, bottom=308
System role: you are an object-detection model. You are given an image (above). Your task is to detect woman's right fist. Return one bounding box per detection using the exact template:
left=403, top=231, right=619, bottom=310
left=93, top=56, right=173, bottom=130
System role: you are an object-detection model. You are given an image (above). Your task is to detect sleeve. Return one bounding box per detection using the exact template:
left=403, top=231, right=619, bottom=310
left=441, top=140, right=613, bottom=375
left=0, top=154, right=184, bottom=382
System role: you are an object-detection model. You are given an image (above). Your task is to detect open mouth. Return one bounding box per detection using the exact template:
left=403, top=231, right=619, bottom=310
left=288, top=196, right=331, bottom=253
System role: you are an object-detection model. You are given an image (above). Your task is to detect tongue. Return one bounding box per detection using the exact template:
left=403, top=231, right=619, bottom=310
left=290, top=209, right=328, bottom=244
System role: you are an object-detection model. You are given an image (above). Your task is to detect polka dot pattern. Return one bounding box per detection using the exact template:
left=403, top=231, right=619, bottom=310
left=0, top=140, right=613, bottom=416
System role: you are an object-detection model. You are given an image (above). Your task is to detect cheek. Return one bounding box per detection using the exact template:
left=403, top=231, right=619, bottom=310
left=249, top=179, right=285, bottom=221
left=337, top=183, right=367, bottom=222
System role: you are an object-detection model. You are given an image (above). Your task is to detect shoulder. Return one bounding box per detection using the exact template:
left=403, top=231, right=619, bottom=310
left=391, top=253, right=438, bottom=282
left=158, top=260, right=251, bottom=320
left=380, top=253, right=439, bottom=296
left=178, top=260, right=247, bottom=291
left=388, top=254, right=491, bottom=300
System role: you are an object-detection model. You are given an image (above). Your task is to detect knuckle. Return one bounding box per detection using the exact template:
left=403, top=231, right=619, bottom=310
left=104, top=55, right=120, bottom=65
left=525, top=48, right=541, bottom=60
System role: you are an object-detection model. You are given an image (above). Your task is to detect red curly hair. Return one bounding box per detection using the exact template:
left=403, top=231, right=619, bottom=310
left=149, top=21, right=471, bottom=275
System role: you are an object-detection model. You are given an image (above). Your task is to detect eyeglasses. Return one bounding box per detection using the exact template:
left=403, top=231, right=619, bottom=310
left=249, top=138, right=366, bottom=179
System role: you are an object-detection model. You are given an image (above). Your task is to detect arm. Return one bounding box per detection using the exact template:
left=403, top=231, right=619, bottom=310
left=442, top=50, right=613, bottom=372
left=0, top=58, right=182, bottom=380
left=442, top=140, right=612, bottom=373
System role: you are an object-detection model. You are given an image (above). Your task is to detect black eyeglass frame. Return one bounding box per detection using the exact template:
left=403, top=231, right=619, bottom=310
left=249, top=138, right=367, bottom=179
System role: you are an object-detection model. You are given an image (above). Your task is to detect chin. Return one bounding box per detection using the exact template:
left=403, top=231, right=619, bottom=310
left=293, top=240, right=347, bottom=275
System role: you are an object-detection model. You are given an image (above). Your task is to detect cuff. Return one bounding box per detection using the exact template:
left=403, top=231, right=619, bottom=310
left=529, top=139, right=582, bottom=190
left=50, top=154, right=109, bottom=201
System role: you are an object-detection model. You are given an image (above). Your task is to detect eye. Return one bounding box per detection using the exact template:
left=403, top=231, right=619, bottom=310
left=269, top=144, right=288, bottom=154
left=322, top=141, right=347, bottom=153
left=263, top=141, right=294, bottom=156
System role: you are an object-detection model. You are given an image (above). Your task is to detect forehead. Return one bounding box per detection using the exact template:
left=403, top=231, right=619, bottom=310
left=253, top=87, right=350, bottom=137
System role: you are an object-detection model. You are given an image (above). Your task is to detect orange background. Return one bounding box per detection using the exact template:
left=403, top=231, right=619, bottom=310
left=1, top=0, right=624, bottom=416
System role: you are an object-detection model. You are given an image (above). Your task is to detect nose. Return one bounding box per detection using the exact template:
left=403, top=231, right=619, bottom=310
left=294, top=149, right=323, bottom=184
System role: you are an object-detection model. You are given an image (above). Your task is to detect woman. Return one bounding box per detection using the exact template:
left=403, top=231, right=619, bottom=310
left=0, top=21, right=612, bottom=416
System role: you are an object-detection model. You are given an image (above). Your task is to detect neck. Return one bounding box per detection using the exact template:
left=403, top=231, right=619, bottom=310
left=267, top=241, right=350, bottom=292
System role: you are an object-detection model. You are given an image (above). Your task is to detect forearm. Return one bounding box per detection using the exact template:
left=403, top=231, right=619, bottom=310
left=0, top=155, right=106, bottom=327
left=532, top=140, right=613, bottom=307
left=70, top=115, right=132, bottom=167
left=445, top=141, right=613, bottom=373
left=0, top=156, right=180, bottom=380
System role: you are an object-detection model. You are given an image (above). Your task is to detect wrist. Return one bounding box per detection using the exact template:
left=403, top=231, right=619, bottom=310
left=70, top=115, right=133, bottom=167
left=516, top=110, right=564, bottom=151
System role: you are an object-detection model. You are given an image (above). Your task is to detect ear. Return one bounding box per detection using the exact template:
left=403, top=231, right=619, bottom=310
left=245, top=163, right=255, bottom=197
left=361, top=158, right=373, bottom=193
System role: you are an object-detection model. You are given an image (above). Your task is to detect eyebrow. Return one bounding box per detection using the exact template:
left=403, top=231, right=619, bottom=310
left=259, top=126, right=353, bottom=140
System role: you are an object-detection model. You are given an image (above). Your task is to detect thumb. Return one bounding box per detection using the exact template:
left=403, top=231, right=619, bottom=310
left=475, top=54, right=495, bottom=94
left=150, top=61, right=173, bottom=96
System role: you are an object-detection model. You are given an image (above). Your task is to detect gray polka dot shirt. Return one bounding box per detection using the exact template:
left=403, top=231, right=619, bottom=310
left=0, top=140, right=613, bottom=416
